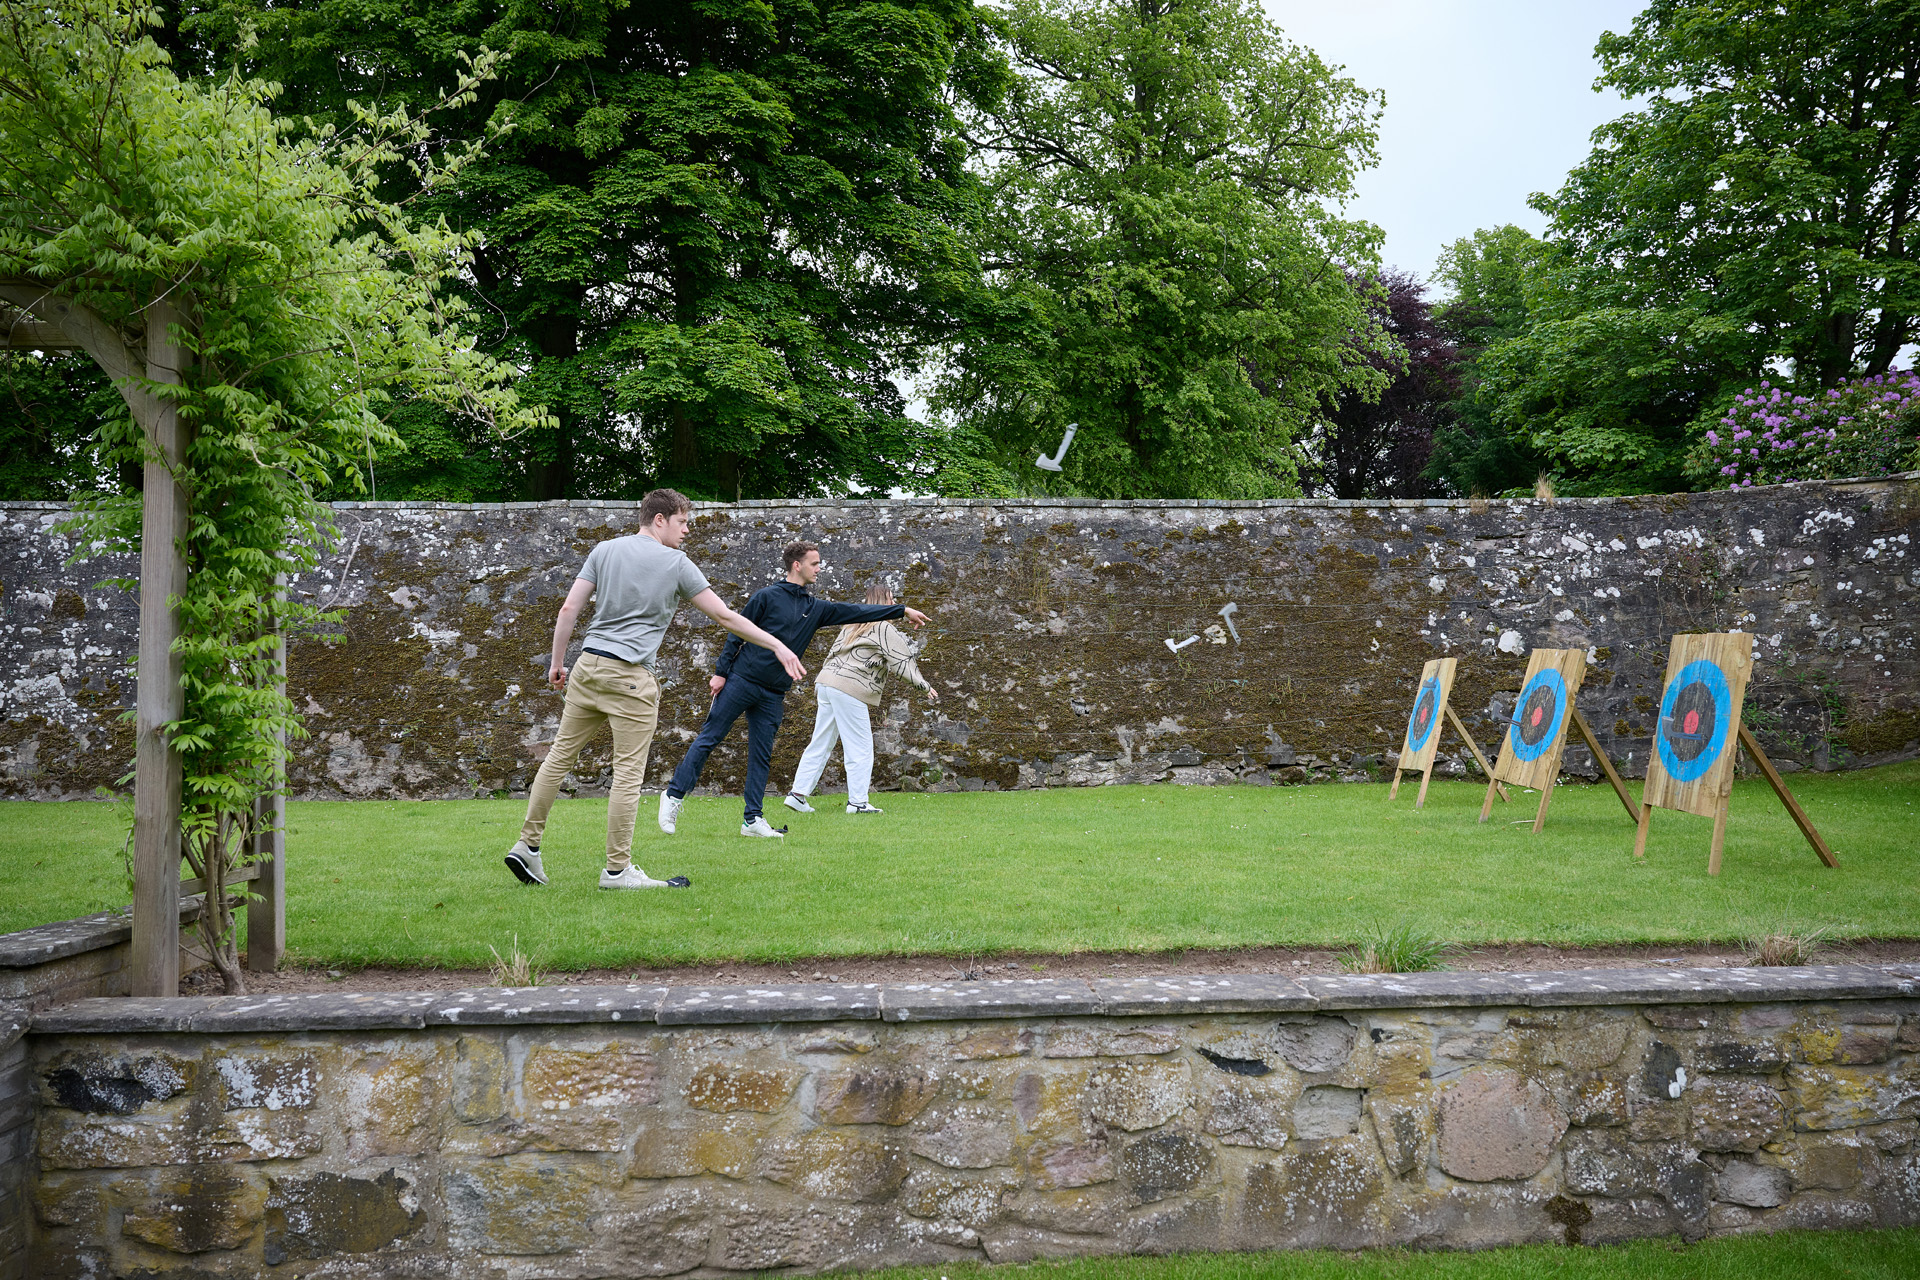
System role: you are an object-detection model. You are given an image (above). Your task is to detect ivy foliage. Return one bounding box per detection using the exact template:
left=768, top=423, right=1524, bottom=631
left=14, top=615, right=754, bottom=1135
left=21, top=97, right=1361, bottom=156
left=0, top=0, right=540, bottom=988
left=186, top=0, right=1001, bottom=502
left=930, top=0, right=1387, bottom=499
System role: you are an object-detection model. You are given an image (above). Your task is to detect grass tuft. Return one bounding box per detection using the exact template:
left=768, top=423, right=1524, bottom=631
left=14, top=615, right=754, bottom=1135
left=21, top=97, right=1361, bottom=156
left=1743, top=924, right=1834, bottom=966
left=488, top=935, right=540, bottom=987
left=1340, top=918, right=1453, bottom=974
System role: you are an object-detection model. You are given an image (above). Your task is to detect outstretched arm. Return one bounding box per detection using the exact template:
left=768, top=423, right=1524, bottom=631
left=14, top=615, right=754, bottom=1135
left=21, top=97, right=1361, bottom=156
left=816, top=600, right=930, bottom=628
left=548, top=578, right=595, bottom=689
left=879, top=625, right=938, bottom=700
left=691, top=588, right=805, bottom=683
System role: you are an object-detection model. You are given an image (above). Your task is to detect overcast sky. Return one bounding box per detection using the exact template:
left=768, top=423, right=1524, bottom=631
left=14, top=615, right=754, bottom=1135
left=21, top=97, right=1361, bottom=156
left=1261, top=0, right=1648, bottom=287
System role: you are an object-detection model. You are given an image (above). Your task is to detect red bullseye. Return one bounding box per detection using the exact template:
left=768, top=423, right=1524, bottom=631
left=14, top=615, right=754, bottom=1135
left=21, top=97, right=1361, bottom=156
left=1683, top=709, right=1700, bottom=735
left=1530, top=706, right=1544, bottom=727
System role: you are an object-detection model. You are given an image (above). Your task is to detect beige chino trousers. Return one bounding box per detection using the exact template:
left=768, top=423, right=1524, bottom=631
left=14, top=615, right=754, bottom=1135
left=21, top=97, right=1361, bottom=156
left=520, top=652, right=660, bottom=870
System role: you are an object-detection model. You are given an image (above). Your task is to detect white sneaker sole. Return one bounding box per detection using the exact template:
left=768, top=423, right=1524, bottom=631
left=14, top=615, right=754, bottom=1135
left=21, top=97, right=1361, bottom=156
left=783, top=795, right=814, bottom=813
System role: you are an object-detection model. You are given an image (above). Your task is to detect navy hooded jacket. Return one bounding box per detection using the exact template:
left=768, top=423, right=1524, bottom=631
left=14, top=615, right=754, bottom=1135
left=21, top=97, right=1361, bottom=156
left=714, top=581, right=904, bottom=695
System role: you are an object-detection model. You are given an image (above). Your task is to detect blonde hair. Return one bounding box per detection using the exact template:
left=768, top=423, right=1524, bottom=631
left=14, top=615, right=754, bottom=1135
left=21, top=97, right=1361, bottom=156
left=831, top=583, right=895, bottom=652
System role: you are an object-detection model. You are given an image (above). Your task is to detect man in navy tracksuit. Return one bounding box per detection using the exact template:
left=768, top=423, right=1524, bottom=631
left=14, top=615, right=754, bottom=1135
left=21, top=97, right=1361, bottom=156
left=658, top=540, right=929, bottom=837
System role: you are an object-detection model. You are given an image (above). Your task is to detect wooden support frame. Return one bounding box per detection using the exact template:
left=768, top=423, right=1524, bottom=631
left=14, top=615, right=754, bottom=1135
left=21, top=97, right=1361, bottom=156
left=1571, top=709, right=1642, bottom=824
left=247, top=578, right=287, bottom=972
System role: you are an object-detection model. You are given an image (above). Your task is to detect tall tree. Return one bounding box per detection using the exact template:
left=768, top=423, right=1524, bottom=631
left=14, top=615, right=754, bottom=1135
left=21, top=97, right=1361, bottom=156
left=930, top=0, right=1386, bottom=499
left=1481, top=0, right=1920, bottom=493
left=189, top=0, right=1000, bottom=501
left=1301, top=270, right=1457, bottom=499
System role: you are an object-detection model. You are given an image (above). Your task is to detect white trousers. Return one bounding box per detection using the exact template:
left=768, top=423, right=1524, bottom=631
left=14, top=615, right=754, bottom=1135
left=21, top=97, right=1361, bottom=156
left=791, top=686, right=875, bottom=806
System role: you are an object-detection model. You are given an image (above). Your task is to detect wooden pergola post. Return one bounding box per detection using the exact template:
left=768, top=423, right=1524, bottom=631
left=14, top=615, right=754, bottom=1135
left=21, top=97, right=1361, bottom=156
left=246, top=575, right=287, bottom=972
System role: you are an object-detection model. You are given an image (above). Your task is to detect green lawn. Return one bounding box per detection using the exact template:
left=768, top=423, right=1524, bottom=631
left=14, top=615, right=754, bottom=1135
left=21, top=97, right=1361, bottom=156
left=3, top=762, right=1916, bottom=970
left=849, top=1230, right=1920, bottom=1280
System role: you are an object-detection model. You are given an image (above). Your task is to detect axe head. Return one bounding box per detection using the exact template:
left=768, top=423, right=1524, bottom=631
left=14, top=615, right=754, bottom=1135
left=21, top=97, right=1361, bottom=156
left=1034, top=456, right=1063, bottom=471
left=1218, top=602, right=1238, bottom=616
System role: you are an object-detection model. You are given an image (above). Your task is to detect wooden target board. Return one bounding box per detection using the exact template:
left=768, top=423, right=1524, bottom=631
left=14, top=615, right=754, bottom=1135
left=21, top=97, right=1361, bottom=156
left=1642, top=632, right=1752, bottom=819
left=1634, top=632, right=1838, bottom=875
left=1388, top=657, right=1508, bottom=810
left=1491, top=648, right=1586, bottom=792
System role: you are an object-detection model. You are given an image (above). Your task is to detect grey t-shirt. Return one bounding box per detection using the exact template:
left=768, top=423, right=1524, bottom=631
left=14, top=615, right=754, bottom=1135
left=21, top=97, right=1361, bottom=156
left=576, top=535, right=711, bottom=668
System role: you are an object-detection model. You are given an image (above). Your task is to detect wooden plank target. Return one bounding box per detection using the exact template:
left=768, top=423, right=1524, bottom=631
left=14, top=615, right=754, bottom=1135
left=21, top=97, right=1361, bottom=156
left=1642, top=633, right=1752, bottom=819
left=1489, top=648, right=1587, bottom=792
left=1396, top=657, right=1455, bottom=779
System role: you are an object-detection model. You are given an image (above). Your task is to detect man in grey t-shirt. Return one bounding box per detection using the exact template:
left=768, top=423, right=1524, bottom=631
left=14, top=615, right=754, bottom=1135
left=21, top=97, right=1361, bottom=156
left=505, top=489, right=805, bottom=889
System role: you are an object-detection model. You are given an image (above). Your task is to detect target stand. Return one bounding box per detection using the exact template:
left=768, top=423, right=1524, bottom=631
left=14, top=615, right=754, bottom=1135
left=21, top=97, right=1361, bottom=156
left=1634, top=632, right=1837, bottom=876
left=1388, top=657, right=1509, bottom=809
left=1478, top=647, right=1641, bottom=832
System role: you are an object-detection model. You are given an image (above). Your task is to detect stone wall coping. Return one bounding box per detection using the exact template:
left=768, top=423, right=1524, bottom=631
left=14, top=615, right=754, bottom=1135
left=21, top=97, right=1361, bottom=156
left=28, top=963, right=1920, bottom=1035
left=0, top=901, right=200, bottom=969
left=1, top=472, right=1913, bottom=518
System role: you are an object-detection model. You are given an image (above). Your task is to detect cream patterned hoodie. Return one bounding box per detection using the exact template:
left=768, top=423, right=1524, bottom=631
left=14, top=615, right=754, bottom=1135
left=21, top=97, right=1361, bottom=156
left=816, top=621, right=933, bottom=706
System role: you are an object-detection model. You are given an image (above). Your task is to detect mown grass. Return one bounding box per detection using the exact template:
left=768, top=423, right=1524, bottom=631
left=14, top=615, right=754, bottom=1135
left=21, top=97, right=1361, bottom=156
left=2, top=761, right=1915, bottom=971
left=843, top=1229, right=1920, bottom=1280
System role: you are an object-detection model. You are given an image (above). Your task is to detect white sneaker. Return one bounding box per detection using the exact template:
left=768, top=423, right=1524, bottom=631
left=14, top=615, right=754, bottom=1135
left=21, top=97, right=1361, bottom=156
left=599, top=866, right=691, bottom=890
left=740, top=817, right=787, bottom=838
left=658, top=792, right=683, bottom=834
left=846, top=802, right=885, bottom=815
left=783, top=793, right=815, bottom=814
left=504, top=841, right=548, bottom=885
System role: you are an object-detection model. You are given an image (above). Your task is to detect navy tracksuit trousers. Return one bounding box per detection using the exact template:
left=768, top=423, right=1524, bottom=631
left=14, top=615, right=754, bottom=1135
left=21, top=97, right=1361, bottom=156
left=667, top=677, right=787, bottom=822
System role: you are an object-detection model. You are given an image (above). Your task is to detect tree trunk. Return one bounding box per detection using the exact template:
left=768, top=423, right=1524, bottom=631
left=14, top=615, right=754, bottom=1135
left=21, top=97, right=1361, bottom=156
left=527, top=308, right=581, bottom=500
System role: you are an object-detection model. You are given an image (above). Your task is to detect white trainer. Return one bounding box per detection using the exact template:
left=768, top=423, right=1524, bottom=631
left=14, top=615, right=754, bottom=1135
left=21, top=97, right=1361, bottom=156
left=783, top=793, right=815, bottom=814
left=740, top=817, right=787, bottom=838
left=504, top=841, right=548, bottom=885
left=658, top=792, right=683, bottom=834
left=599, top=866, right=691, bottom=890
left=846, top=802, right=885, bottom=815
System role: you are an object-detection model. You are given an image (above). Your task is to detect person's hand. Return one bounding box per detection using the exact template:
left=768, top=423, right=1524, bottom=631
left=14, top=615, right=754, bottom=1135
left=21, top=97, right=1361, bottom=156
left=549, top=663, right=568, bottom=690
left=775, top=644, right=807, bottom=681
left=927, top=688, right=941, bottom=702
left=903, top=607, right=930, bottom=628
left=709, top=675, right=727, bottom=697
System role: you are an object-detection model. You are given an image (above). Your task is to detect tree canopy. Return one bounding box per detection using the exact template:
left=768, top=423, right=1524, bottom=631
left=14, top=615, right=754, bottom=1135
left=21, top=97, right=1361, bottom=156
left=928, top=0, right=1386, bottom=499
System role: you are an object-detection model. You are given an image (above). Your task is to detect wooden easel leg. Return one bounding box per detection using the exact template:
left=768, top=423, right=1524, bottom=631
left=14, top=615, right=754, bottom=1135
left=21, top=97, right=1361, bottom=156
left=1388, top=767, right=1402, bottom=800
left=1736, top=725, right=1838, bottom=868
left=1633, top=800, right=1652, bottom=860
left=1571, top=708, right=1641, bottom=824
left=1414, top=768, right=1433, bottom=810
left=1478, top=776, right=1498, bottom=823
left=1708, top=794, right=1729, bottom=876
left=1445, top=706, right=1507, bottom=803
left=1531, top=778, right=1555, bottom=833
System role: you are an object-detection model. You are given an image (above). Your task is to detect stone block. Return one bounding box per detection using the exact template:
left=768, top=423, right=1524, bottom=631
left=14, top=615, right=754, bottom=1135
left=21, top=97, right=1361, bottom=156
left=1689, top=1077, right=1786, bottom=1152
left=792, top=1027, right=878, bottom=1055
left=1012, top=1070, right=1090, bottom=1138
left=1085, top=1061, right=1190, bottom=1131
left=449, top=1111, right=629, bottom=1155
left=664, top=984, right=881, bottom=1025
left=214, top=1052, right=318, bottom=1111
left=910, top=1103, right=1014, bottom=1168
left=1563, top=1131, right=1707, bottom=1213
left=1295, top=1085, right=1363, bottom=1139
left=1272, top=1018, right=1356, bottom=1074
left=1120, top=1191, right=1225, bottom=1255
left=812, top=1066, right=937, bottom=1126
left=898, top=1166, right=1021, bottom=1227
left=1028, top=1135, right=1115, bottom=1189
left=120, top=1166, right=264, bottom=1254
left=425, top=984, right=667, bottom=1026
left=1789, top=1061, right=1920, bottom=1130
left=631, top=1114, right=762, bottom=1180
left=1120, top=1130, right=1214, bottom=1201
left=881, top=979, right=1098, bottom=1022
left=1006, top=1183, right=1130, bottom=1234
left=32, top=1174, right=105, bottom=1231
left=1366, top=1092, right=1433, bottom=1176
left=525, top=1044, right=658, bottom=1111
left=39, top=1053, right=193, bottom=1114
left=1203, top=1079, right=1294, bottom=1151
left=760, top=1128, right=910, bottom=1201
left=592, top=1185, right=719, bottom=1277
left=1792, top=1139, right=1868, bottom=1190
left=948, top=1026, right=1034, bottom=1060
left=1629, top=1101, right=1687, bottom=1142
left=1641, top=1040, right=1685, bottom=1100
left=1900, top=1017, right=1920, bottom=1054
left=445, top=1158, right=600, bottom=1254
left=263, top=1169, right=420, bottom=1264
left=1579, top=1194, right=1681, bottom=1245
left=1643, top=1006, right=1717, bottom=1031
left=1435, top=1069, right=1565, bottom=1182
left=451, top=1035, right=506, bottom=1123
left=344, top=1048, right=447, bottom=1157
left=685, top=1064, right=799, bottom=1113
left=1832, top=1027, right=1897, bottom=1065
left=1696, top=1040, right=1788, bottom=1074
left=1567, top=1076, right=1629, bottom=1127
left=1240, top=1137, right=1385, bottom=1250
left=38, top=1105, right=322, bottom=1169
left=1091, top=976, right=1313, bottom=1016
left=1043, top=1025, right=1180, bottom=1058
left=1714, top=1160, right=1790, bottom=1208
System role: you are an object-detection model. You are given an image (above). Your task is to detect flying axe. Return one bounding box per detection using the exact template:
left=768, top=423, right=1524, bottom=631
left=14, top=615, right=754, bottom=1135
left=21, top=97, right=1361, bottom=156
left=1035, top=423, right=1078, bottom=472
left=1217, top=602, right=1241, bottom=644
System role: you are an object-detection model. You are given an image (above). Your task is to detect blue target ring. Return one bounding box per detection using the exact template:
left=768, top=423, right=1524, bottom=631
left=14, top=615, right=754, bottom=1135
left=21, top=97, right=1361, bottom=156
left=1657, top=659, right=1733, bottom=783
left=1406, top=677, right=1440, bottom=752
left=1508, top=667, right=1568, bottom=763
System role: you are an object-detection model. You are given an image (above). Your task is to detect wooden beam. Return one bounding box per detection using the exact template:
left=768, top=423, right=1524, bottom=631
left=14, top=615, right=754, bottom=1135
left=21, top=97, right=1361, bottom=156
left=1571, top=708, right=1641, bottom=824
left=131, top=300, right=190, bottom=997
left=1444, top=705, right=1508, bottom=803
left=0, top=307, right=78, bottom=348
left=1737, top=724, right=1838, bottom=869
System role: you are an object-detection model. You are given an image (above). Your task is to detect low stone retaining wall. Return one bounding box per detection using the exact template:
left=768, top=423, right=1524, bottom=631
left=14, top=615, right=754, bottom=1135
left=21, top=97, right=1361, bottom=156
left=10, top=966, right=1918, bottom=1276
